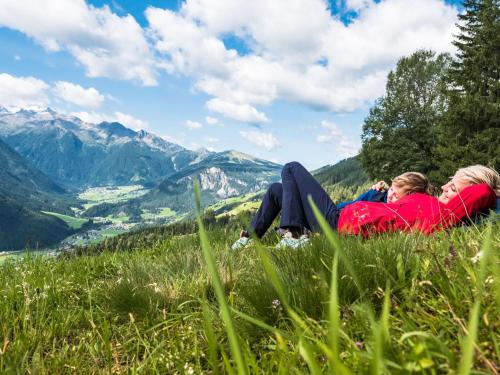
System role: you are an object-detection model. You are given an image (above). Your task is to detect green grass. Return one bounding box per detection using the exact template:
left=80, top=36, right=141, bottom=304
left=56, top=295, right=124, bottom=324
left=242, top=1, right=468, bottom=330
left=0, top=219, right=498, bottom=373
left=215, top=201, right=261, bottom=219
left=78, top=185, right=150, bottom=209
left=140, top=207, right=176, bottom=221
left=41, top=211, right=89, bottom=230
left=105, top=213, right=130, bottom=224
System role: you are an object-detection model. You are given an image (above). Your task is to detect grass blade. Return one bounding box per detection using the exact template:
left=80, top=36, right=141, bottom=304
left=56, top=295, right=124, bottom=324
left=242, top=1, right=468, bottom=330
left=458, top=225, right=493, bottom=375
left=328, top=252, right=341, bottom=371
left=201, top=300, right=220, bottom=375
left=194, top=182, right=247, bottom=374
left=299, top=337, right=323, bottom=375
left=307, top=196, right=364, bottom=299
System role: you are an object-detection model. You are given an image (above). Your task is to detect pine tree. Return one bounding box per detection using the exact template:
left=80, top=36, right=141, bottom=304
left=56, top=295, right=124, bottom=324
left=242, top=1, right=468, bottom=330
left=435, top=0, right=500, bottom=182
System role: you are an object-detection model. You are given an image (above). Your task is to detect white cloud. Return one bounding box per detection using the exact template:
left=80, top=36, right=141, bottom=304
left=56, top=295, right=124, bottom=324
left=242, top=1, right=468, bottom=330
left=184, top=120, right=203, bottom=130
left=316, top=120, right=359, bottom=157
left=14, top=55, right=21, bottom=61
left=114, top=112, right=148, bottom=131
left=344, top=0, right=372, bottom=12
left=71, top=110, right=148, bottom=131
left=52, top=81, right=104, bottom=109
left=205, top=116, right=218, bottom=125
left=1, top=0, right=461, bottom=123
left=205, top=136, right=219, bottom=143
left=240, top=130, right=280, bottom=150
left=316, top=120, right=342, bottom=143
left=206, top=98, right=269, bottom=124
left=146, top=0, right=459, bottom=121
left=0, top=0, right=157, bottom=85
left=0, top=73, right=50, bottom=109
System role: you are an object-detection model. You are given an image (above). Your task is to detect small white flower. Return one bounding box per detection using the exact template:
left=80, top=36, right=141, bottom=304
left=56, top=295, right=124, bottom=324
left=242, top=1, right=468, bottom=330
left=471, top=251, right=483, bottom=264
left=271, top=299, right=281, bottom=310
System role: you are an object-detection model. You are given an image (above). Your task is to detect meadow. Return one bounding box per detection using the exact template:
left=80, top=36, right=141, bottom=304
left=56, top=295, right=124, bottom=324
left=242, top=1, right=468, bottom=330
left=41, top=211, right=89, bottom=230
left=0, top=203, right=498, bottom=374
left=78, top=186, right=150, bottom=211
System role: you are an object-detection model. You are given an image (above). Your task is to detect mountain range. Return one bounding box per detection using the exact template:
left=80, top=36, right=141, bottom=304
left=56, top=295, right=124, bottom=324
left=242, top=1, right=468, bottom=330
left=0, top=107, right=283, bottom=249
left=0, top=108, right=281, bottom=193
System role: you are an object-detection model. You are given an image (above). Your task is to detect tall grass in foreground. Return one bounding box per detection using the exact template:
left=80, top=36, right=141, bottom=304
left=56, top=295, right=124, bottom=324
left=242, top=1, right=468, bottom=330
left=0, top=211, right=498, bottom=372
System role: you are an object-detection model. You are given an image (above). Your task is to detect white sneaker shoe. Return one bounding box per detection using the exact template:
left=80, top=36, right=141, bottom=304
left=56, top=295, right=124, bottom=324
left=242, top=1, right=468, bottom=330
left=276, top=232, right=310, bottom=250
left=231, top=236, right=253, bottom=251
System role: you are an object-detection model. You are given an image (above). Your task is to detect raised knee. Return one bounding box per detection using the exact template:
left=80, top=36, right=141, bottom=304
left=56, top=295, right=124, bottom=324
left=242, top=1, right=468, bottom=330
left=268, top=182, right=282, bottom=196
left=282, top=161, right=303, bottom=176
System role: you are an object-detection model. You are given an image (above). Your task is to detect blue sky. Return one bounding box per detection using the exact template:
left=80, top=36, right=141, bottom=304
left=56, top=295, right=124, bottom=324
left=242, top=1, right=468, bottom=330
left=0, top=0, right=462, bottom=169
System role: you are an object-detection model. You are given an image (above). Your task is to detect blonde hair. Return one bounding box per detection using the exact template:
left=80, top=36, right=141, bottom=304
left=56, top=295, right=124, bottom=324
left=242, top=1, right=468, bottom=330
left=454, top=165, right=500, bottom=196
left=392, top=172, right=432, bottom=195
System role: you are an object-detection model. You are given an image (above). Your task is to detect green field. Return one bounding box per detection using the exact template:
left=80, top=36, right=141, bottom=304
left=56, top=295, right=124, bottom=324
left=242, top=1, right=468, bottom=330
left=140, top=207, right=176, bottom=221
left=41, top=211, right=89, bottom=230
left=215, top=200, right=261, bottom=218
left=0, top=213, right=498, bottom=373
left=78, top=185, right=150, bottom=210
left=208, top=191, right=263, bottom=212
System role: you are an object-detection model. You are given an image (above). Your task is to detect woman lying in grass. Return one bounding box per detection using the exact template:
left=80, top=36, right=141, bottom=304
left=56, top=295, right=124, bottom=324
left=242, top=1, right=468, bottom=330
left=232, top=163, right=499, bottom=249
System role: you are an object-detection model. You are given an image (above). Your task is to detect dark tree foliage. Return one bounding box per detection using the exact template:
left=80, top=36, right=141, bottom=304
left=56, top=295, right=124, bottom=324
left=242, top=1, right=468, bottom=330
left=360, top=50, right=451, bottom=181
left=312, top=156, right=369, bottom=187
left=435, top=0, right=500, bottom=183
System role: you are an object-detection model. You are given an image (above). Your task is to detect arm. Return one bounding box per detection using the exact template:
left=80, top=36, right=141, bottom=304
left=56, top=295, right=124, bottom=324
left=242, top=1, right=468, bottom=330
left=337, top=189, right=387, bottom=209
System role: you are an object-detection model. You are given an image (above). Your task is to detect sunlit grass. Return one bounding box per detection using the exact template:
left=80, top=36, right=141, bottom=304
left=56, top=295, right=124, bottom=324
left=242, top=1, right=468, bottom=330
left=41, top=211, right=89, bottom=229
left=0, top=217, right=498, bottom=372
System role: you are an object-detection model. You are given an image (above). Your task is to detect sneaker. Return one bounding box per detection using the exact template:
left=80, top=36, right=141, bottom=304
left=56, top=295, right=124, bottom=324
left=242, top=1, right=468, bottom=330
left=275, top=233, right=310, bottom=250
left=231, top=236, right=253, bottom=251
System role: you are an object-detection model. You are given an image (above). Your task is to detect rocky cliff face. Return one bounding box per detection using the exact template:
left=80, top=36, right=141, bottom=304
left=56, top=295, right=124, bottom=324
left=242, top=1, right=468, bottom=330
left=199, top=167, right=239, bottom=198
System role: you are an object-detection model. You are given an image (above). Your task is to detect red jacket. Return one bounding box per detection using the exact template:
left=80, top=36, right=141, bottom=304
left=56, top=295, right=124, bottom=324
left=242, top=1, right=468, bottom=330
left=338, top=184, right=496, bottom=236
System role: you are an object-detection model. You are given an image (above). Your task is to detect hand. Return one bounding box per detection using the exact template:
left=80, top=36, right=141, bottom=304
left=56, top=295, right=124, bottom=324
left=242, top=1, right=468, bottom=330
left=371, top=180, right=388, bottom=191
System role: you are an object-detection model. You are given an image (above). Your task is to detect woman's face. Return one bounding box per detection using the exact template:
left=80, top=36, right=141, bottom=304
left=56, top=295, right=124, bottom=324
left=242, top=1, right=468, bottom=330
left=387, top=184, right=404, bottom=203
left=438, top=175, right=471, bottom=204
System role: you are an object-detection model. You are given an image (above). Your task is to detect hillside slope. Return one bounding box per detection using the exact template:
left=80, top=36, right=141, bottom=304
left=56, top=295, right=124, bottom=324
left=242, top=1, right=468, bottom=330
left=0, top=137, right=73, bottom=212
left=312, top=156, right=369, bottom=187
left=0, top=138, right=77, bottom=250
left=0, top=197, right=73, bottom=250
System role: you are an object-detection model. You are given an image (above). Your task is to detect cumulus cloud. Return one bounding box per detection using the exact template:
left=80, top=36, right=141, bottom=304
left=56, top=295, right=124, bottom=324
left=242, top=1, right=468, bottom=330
left=316, top=120, right=359, bottom=157
left=0, top=73, right=50, bottom=109
left=52, top=81, right=104, bottom=109
left=184, top=120, right=203, bottom=130
left=114, top=112, right=149, bottom=131
left=316, top=121, right=342, bottom=143
left=206, top=98, right=269, bottom=124
left=1, top=0, right=461, bottom=123
left=72, top=110, right=148, bottom=130
left=0, top=0, right=157, bottom=85
left=146, top=0, right=459, bottom=121
left=205, top=116, right=219, bottom=125
left=240, top=130, right=280, bottom=150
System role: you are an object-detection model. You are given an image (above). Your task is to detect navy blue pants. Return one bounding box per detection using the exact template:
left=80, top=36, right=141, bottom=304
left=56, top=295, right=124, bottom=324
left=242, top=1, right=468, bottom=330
left=250, top=161, right=340, bottom=238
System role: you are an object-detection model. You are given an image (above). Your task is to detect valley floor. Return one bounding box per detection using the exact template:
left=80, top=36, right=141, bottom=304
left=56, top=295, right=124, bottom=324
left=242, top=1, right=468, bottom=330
left=0, top=222, right=498, bottom=373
